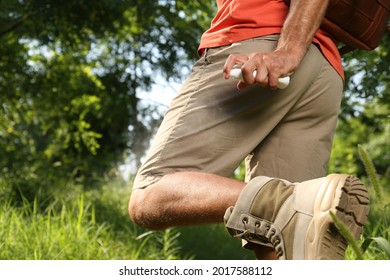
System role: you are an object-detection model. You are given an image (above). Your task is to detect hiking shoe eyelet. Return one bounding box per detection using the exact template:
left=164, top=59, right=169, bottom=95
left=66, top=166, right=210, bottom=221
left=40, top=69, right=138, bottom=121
left=224, top=174, right=369, bottom=259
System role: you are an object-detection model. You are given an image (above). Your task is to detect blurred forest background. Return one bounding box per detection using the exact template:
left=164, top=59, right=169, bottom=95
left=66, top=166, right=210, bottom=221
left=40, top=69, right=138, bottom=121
left=0, top=0, right=389, bottom=260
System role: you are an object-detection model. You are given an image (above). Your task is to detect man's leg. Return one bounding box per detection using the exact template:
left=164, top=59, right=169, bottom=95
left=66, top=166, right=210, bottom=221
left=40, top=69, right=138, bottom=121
left=129, top=172, right=243, bottom=230
left=129, top=171, right=277, bottom=259
left=128, top=38, right=339, bottom=259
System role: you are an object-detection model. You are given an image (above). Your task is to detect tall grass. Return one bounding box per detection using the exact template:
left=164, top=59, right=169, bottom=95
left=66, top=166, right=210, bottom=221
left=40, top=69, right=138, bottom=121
left=1, top=145, right=388, bottom=260
left=0, top=181, right=187, bottom=260
left=342, top=145, right=390, bottom=260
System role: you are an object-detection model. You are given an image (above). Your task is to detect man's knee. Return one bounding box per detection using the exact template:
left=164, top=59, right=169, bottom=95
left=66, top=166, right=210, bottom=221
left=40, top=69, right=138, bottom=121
left=128, top=184, right=168, bottom=231
left=128, top=189, right=156, bottom=230
left=128, top=189, right=145, bottom=227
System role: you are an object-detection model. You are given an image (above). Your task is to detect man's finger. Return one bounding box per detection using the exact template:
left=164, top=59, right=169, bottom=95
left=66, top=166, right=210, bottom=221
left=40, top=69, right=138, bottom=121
left=223, top=54, right=249, bottom=79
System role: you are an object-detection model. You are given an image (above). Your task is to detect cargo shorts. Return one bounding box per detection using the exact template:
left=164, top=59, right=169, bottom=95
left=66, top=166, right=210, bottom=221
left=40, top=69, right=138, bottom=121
left=133, top=35, right=343, bottom=190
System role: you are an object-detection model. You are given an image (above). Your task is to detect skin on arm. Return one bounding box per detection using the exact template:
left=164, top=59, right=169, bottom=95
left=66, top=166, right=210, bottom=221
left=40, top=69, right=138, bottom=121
left=223, top=0, right=330, bottom=90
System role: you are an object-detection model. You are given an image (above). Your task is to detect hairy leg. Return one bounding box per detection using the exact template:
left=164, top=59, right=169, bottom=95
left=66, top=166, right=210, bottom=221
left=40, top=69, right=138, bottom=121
left=129, top=171, right=243, bottom=229
left=128, top=171, right=277, bottom=260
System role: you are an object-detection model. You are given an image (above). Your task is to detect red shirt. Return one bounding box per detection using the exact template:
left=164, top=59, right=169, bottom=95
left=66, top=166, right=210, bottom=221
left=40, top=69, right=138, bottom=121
left=199, top=0, right=343, bottom=79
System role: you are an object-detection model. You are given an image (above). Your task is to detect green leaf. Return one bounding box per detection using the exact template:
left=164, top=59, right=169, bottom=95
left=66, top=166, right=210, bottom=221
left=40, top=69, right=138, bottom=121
left=358, top=144, right=384, bottom=204
left=361, top=237, right=390, bottom=259
left=330, top=211, right=365, bottom=260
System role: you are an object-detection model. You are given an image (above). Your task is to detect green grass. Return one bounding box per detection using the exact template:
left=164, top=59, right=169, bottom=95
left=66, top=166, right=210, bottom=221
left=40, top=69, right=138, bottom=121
left=343, top=182, right=390, bottom=260
left=0, top=146, right=389, bottom=260
left=0, top=178, right=251, bottom=260
left=1, top=176, right=389, bottom=260
left=342, top=145, right=390, bottom=260
left=177, top=224, right=254, bottom=260
left=0, top=180, right=188, bottom=260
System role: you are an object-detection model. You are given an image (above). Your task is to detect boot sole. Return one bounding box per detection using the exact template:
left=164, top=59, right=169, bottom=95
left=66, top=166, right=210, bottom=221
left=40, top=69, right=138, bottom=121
left=305, top=174, right=370, bottom=259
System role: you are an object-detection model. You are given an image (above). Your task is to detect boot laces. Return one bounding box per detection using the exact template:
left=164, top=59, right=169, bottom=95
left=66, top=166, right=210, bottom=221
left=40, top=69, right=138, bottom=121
left=236, top=217, right=284, bottom=258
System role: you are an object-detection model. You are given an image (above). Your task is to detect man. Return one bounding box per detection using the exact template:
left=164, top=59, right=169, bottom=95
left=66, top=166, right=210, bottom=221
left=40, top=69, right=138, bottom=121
left=128, top=0, right=369, bottom=260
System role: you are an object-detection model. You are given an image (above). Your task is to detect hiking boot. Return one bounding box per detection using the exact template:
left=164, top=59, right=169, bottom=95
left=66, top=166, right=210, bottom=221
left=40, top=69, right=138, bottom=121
left=224, top=174, right=370, bottom=260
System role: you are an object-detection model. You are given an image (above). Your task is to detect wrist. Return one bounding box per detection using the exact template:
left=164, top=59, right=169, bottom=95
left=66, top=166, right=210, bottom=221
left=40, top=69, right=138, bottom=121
left=276, top=0, right=330, bottom=67
left=274, top=42, right=306, bottom=72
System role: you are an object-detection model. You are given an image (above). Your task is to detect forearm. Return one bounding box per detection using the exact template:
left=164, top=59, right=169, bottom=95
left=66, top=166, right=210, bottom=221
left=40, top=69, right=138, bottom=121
left=223, top=0, right=331, bottom=89
left=277, top=0, right=330, bottom=63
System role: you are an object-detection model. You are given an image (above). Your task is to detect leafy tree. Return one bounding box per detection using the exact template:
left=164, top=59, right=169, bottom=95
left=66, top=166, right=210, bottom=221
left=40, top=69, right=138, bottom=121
left=1, top=0, right=387, bottom=203
left=329, top=99, right=390, bottom=180
left=0, top=0, right=215, bottom=201
left=342, top=34, right=390, bottom=117
left=329, top=33, right=390, bottom=181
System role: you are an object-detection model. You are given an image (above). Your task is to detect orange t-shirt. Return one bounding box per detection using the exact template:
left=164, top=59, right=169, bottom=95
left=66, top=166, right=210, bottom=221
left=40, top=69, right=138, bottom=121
left=199, top=0, right=343, bottom=79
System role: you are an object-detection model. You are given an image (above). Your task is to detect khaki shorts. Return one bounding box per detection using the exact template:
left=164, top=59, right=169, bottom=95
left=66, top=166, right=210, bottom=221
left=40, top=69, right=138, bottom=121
left=133, top=35, right=343, bottom=190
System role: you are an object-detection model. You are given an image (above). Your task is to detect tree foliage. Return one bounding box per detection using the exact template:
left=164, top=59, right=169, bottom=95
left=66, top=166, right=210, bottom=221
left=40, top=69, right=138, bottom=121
left=0, top=0, right=215, bottom=201
left=0, top=0, right=388, bottom=203
left=341, top=33, right=390, bottom=120
left=329, top=33, right=390, bottom=180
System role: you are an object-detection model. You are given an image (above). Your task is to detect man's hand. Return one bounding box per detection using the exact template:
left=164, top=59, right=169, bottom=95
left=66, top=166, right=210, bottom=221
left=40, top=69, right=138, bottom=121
left=223, top=48, right=297, bottom=90
left=223, top=0, right=330, bottom=90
